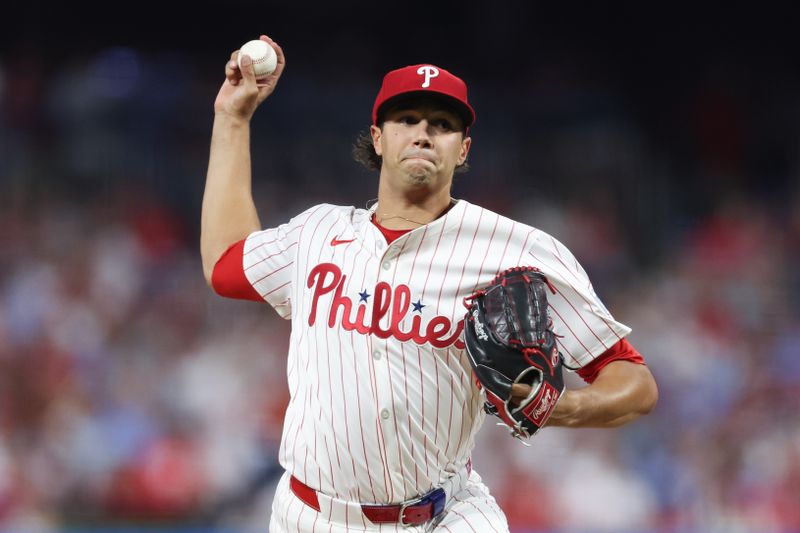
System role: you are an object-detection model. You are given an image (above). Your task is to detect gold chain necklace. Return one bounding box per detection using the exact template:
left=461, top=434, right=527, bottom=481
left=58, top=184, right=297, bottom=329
left=368, top=198, right=457, bottom=227
left=374, top=214, right=428, bottom=226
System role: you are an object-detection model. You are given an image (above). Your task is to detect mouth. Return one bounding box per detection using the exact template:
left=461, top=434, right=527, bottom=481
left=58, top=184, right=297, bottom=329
left=402, top=152, right=436, bottom=164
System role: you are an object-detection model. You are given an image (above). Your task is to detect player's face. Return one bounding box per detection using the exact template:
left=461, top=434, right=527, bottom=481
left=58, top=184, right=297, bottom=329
left=371, top=101, right=471, bottom=191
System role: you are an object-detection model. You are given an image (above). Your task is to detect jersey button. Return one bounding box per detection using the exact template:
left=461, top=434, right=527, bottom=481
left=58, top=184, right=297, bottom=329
left=382, top=261, right=391, bottom=271
left=372, top=350, right=382, bottom=360
left=377, top=241, right=385, bottom=250
left=380, top=409, right=390, bottom=420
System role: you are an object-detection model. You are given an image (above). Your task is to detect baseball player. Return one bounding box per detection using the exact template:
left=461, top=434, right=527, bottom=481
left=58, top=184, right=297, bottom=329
left=201, top=34, right=658, bottom=532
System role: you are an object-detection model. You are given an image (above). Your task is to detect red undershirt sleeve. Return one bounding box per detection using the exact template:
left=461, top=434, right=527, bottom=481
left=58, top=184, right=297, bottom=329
left=576, top=338, right=646, bottom=384
left=211, top=239, right=264, bottom=302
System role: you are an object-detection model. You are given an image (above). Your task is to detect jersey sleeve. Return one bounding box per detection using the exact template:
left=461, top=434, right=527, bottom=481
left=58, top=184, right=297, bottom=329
left=575, top=338, right=646, bottom=384
left=526, top=231, right=632, bottom=369
left=211, top=240, right=264, bottom=302
left=240, top=211, right=312, bottom=319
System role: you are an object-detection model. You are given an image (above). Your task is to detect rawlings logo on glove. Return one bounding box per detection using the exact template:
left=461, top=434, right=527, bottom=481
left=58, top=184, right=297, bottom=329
left=463, top=266, right=565, bottom=439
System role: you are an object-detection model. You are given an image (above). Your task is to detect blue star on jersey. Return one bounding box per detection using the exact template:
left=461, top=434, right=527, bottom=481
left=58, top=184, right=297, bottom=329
left=412, top=299, right=425, bottom=313
left=359, top=290, right=371, bottom=303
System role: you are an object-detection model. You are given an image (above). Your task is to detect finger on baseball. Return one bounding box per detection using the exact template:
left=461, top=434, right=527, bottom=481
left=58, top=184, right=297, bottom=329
left=257, top=34, right=286, bottom=76
left=225, top=60, right=242, bottom=86
left=273, top=42, right=286, bottom=76
left=226, top=51, right=242, bottom=85
left=238, top=54, right=259, bottom=89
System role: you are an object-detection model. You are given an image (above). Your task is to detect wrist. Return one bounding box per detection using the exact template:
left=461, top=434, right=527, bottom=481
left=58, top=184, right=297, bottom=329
left=213, top=109, right=253, bottom=127
left=547, top=389, right=583, bottom=427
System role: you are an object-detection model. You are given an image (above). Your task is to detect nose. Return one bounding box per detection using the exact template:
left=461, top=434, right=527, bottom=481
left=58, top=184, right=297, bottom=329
left=412, top=119, right=433, bottom=148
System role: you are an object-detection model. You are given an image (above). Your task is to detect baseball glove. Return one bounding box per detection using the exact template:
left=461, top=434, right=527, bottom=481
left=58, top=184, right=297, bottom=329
left=463, top=266, right=565, bottom=439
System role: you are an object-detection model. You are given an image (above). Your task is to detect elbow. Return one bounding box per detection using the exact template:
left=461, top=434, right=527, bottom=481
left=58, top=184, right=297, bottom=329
left=203, top=264, right=215, bottom=289
left=201, top=250, right=220, bottom=291
left=200, top=240, right=227, bottom=291
left=637, top=368, right=659, bottom=416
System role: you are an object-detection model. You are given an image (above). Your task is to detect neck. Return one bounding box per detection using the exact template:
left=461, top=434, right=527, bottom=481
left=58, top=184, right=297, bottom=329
left=374, top=181, right=454, bottom=230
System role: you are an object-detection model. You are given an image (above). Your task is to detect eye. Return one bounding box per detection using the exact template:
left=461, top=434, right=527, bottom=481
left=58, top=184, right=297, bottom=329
left=398, top=114, right=420, bottom=125
left=433, top=118, right=454, bottom=131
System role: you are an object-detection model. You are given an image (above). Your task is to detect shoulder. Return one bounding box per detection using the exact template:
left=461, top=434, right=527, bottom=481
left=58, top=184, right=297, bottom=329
left=279, top=203, right=361, bottom=227
left=458, top=200, right=540, bottom=239
left=245, top=203, right=358, bottom=246
left=459, top=200, right=584, bottom=266
left=294, top=202, right=356, bottom=218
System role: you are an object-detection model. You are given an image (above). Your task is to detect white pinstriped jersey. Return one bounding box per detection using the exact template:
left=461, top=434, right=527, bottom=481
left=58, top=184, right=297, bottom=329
left=243, top=199, right=631, bottom=504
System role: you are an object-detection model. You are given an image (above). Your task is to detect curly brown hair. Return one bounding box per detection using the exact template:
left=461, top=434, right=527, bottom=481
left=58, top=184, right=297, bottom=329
left=351, top=129, right=470, bottom=174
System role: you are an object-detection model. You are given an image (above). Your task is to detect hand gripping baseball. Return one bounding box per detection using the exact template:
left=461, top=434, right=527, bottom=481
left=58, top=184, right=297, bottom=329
left=463, top=266, right=565, bottom=439
left=214, top=34, right=286, bottom=121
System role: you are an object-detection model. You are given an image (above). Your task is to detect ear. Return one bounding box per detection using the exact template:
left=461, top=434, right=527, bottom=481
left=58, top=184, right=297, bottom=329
left=457, top=136, right=472, bottom=166
left=370, top=125, right=383, bottom=157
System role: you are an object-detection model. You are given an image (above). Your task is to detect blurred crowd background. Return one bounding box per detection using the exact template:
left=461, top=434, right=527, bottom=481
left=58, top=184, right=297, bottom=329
left=1, top=4, right=799, bottom=533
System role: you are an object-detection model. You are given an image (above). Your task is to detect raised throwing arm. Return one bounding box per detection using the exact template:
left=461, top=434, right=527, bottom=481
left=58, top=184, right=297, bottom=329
left=200, top=35, right=286, bottom=285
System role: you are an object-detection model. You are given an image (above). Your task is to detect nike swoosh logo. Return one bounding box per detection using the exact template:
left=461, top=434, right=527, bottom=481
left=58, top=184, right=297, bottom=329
left=330, top=236, right=356, bottom=246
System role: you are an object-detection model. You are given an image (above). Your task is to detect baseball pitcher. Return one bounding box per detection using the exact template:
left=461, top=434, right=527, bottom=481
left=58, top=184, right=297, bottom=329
left=201, top=34, right=658, bottom=532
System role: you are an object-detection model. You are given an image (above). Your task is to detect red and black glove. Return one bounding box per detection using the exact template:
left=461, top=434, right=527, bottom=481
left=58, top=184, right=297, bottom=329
left=463, top=267, right=565, bottom=439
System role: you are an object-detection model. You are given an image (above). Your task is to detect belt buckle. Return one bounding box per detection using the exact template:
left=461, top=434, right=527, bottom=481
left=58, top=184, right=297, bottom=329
left=399, top=487, right=446, bottom=526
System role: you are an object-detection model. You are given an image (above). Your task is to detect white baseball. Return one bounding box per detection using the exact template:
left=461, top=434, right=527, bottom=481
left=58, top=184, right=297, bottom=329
left=237, top=39, right=277, bottom=79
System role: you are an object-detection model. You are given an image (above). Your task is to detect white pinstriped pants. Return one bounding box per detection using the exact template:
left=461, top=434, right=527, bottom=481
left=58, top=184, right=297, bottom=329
left=268, top=469, right=509, bottom=533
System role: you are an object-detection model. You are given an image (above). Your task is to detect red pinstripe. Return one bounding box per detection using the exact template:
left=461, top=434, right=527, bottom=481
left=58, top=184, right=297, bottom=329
left=455, top=485, right=505, bottom=533
left=515, top=229, right=537, bottom=264
left=451, top=208, right=484, bottom=315
left=548, top=234, right=581, bottom=278
left=556, top=333, right=582, bottom=367
left=244, top=223, right=303, bottom=255
left=406, top=225, right=430, bottom=480
left=297, top=490, right=311, bottom=531
left=447, top=509, right=479, bottom=533
left=318, top=224, right=342, bottom=496
left=367, top=331, right=393, bottom=500
left=415, top=345, right=429, bottom=479
left=451, top=352, right=472, bottom=463
left=382, top=333, right=407, bottom=496
left=410, top=221, right=444, bottom=479
left=290, top=341, right=311, bottom=482
left=467, top=209, right=499, bottom=294
left=262, top=280, right=291, bottom=298
left=333, top=238, right=363, bottom=502
left=272, top=206, right=330, bottom=482
left=419, top=220, right=449, bottom=465
left=254, top=261, right=293, bottom=284
left=497, top=221, right=517, bottom=268
left=547, top=302, right=593, bottom=358
left=435, top=208, right=468, bottom=466
left=358, top=224, right=392, bottom=500
left=528, top=248, right=612, bottom=352
left=387, top=232, right=415, bottom=495
left=244, top=241, right=298, bottom=271
left=399, top=341, right=418, bottom=490
left=296, top=207, right=339, bottom=490
left=447, top=208, right=483, bottom=460
left=455, top=350, right=481, bottom=461
left=434, top=210, right=467, bottom=461
left=349, top=246, right=378, bottom=502
left=542, top=240, right=624, bottom=342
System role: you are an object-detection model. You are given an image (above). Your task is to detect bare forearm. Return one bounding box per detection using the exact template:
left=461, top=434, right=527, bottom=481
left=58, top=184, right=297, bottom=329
left=547, top=361, right=658, bottom=428
left=201, top=114, right=262, bottom=283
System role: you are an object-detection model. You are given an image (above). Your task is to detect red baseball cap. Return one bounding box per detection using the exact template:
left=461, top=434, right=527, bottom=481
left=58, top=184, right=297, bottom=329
left=372, top=64, right=476, bottom=128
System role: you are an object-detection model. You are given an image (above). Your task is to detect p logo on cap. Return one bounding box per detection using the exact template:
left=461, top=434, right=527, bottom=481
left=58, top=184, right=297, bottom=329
left=371, top=64, right=476, bottom=128
left=417, top=66, right=440, bottom=88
